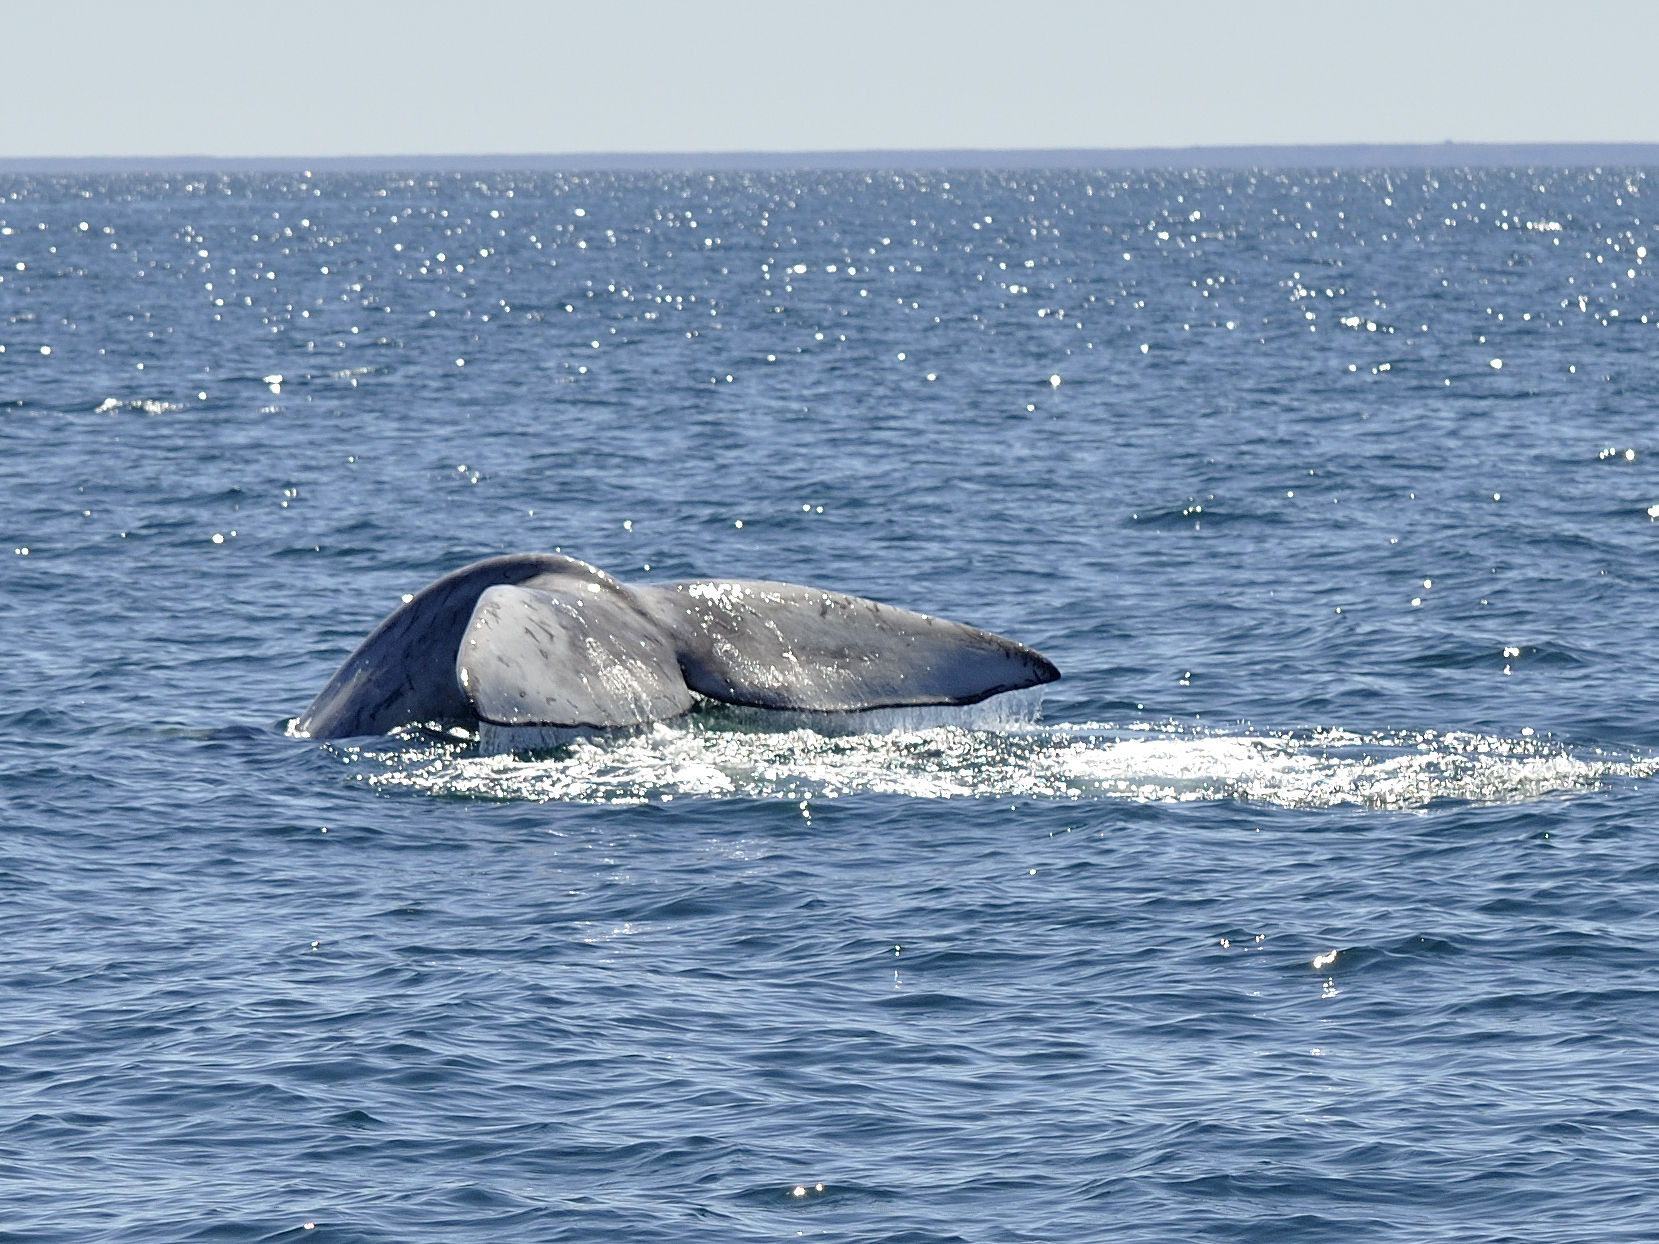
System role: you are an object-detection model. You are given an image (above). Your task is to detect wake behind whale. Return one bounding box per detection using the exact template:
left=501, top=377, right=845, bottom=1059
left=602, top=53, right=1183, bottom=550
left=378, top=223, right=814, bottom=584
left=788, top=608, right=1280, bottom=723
left=351, top=718, right=1653, bottom=810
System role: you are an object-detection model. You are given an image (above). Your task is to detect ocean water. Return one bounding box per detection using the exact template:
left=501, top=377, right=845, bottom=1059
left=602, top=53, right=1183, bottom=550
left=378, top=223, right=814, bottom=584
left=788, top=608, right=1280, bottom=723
left=4, top=165, right=1659, bottom=1241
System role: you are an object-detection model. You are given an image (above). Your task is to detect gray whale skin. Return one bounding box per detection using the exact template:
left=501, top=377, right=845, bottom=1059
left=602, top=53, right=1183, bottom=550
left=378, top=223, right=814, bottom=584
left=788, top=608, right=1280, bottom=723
left=293, top=553, right=1060, bottom=739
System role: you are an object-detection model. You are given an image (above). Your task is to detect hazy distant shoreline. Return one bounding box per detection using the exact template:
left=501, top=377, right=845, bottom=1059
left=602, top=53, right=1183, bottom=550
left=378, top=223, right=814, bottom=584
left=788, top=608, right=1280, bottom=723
left=4, top=142, right=1658, bottom=174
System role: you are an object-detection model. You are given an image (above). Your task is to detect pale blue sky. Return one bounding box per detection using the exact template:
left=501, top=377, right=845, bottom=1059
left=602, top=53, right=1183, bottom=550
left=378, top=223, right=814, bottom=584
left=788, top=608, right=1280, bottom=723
left=9, top=0, right=1659, bottom=157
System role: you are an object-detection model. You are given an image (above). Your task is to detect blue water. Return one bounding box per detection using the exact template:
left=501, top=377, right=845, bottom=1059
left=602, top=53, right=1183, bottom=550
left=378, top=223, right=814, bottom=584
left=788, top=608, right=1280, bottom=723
left=4, top=165, right=1659, bottom=1241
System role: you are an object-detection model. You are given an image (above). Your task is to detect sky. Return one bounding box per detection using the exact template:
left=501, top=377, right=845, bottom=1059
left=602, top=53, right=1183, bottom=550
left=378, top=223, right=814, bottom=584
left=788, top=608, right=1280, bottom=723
left=8, top=0, right=1659, bottom=158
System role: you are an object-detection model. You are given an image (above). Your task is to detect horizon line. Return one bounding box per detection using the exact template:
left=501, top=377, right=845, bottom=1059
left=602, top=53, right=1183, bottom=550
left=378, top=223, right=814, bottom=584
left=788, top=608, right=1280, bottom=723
left=4, top=141, right=1659, bottom=174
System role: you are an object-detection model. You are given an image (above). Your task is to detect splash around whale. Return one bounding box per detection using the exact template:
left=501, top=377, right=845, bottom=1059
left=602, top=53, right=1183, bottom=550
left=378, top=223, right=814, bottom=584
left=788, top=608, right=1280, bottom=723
left=291, top=553, right=1060, bottom=745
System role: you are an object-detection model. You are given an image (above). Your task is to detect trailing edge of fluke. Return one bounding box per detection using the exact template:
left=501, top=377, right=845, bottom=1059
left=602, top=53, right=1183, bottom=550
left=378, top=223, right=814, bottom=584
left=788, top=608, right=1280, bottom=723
left=293, top=553, right=1060, bottom=740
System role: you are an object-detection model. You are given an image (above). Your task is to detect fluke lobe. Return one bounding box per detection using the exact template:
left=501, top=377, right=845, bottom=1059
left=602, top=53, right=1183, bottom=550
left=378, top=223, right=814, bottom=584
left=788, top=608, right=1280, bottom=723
left=293, top=553, right=1060, bottom=739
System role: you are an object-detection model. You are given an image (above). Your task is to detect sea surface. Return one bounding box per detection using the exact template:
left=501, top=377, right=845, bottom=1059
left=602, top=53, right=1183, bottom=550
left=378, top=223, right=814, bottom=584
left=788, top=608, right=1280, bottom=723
left=3, top=165, right=1659, bottom=1241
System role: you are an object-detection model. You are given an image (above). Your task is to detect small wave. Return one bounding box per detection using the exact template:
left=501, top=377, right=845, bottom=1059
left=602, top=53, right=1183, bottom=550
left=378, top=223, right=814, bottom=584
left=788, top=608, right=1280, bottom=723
left=348, top=706, right=1656, bottom=808
left=95, top=397, right=185, bottom=414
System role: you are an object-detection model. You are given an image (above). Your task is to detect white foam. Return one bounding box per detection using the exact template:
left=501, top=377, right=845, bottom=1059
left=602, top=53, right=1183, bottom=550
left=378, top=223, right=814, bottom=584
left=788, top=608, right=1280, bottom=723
left=355, top=712, right=1657, bottom=810
left=95, top=397, right=186, bottom=414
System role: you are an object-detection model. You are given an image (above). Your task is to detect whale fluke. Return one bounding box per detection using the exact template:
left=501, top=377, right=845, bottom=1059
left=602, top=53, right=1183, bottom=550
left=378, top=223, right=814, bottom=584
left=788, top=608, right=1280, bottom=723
left=630, top=580, right=1059, bottom=712
left=293, top=553, right=607, bottom=738
left=459, top=584, right=692, bottom=729
left=293, top=553, right=1060, bottom=740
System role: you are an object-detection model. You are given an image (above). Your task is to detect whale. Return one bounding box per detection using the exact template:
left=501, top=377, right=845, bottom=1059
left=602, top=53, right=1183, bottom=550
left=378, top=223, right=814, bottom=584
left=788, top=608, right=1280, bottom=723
left=292, top=553, right=1060, bottom=740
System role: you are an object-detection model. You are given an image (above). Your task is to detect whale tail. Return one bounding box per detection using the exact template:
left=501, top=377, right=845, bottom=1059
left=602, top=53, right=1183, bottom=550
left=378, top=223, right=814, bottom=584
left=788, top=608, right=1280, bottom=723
left=293, top=553, right=617, bottom=738
left=629, top=579, right=1059, bottom=712
left=295, top=556, right=1060, bottom=739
